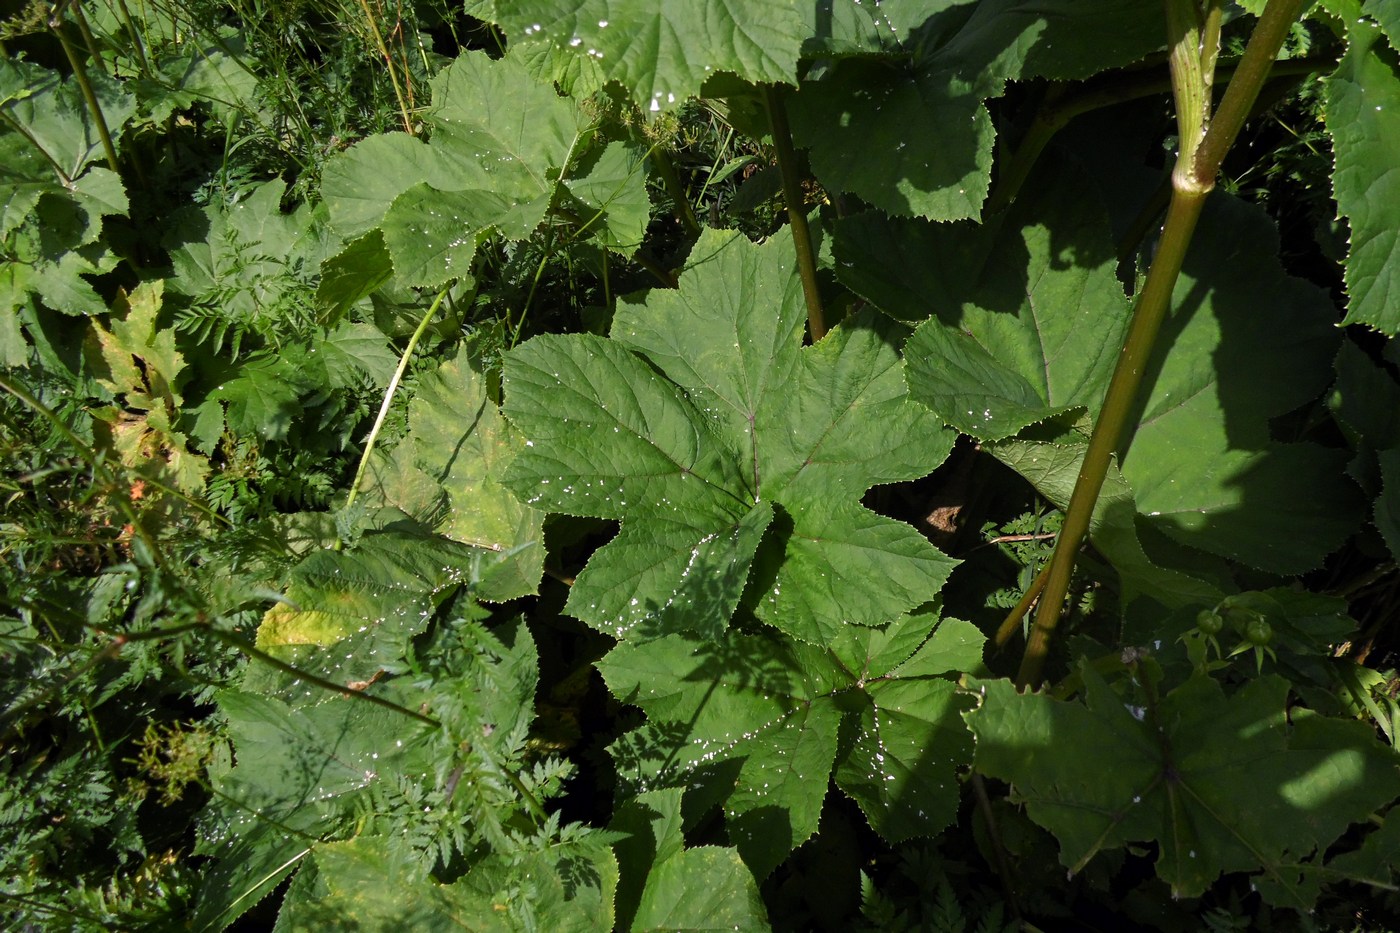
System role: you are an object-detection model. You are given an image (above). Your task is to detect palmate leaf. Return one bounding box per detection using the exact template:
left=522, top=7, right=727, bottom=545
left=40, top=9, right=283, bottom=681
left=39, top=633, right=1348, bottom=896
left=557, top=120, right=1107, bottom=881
left=1326, top=12, right=1400, bottom=333
left=967, top=669, right=1400, bottom=908
left=873, top=162, right=1361, bottom=575
left=467, top=0, right=806, bottom=111
left=600, top=613, right=981, bottom=876
left=501, top=230, right=956, bottom=644
left=320, top=51, right=590, bottom=289
left=845, top=159, right=1129, bottom=440
left=787, top=0, right=1166, bottom=220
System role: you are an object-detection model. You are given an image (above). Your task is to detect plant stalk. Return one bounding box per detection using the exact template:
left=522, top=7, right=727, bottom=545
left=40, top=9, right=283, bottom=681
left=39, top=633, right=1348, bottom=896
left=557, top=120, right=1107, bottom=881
left=1016, top=0, right=1303, bottom=689
left=342, top=287, right=448, bottom=524
left=764, top=84, right=827, bottom=342
left=650, top=146, right=702, bottom=237
left=51, top=9, right=121, bottom=174
left=355, top=0, right=415, bottom=135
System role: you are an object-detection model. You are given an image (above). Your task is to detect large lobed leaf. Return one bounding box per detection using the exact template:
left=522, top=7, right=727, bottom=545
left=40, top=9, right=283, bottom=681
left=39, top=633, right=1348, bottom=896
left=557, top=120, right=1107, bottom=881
left=1326, top=11, right=1400, bottom=333
left=968, top=668, right=1400, bottom=908
left=600, top=613, right=982, bottom=876
left=502, top=230, right=957, bottom=644
left=857, top=160, right=1361, bottom=576
left=467, top=0, right=807, bottom=111
left=320, top=51, right=604, bottom=289
left=787, top=0, right=1166, bottom=220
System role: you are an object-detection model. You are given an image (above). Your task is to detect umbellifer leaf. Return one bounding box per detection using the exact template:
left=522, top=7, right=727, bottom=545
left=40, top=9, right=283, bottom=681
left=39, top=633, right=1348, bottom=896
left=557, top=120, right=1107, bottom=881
left=967, top=668, right=1400, bottom=908
left=502, top=230, right=956, bottom=643
left=787, top=0, right=1166, bottom=220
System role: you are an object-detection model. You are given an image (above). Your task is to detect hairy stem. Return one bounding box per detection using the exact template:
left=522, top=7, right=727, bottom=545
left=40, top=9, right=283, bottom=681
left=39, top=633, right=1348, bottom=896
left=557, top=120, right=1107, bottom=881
left=764, top=84, right=827, bottom=342
left=1016, top=0, right=1303, bottom=689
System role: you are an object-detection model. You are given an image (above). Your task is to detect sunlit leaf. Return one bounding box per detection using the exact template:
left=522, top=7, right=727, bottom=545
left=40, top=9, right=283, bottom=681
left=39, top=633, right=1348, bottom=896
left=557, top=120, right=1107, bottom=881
left=503, top=231, right=956, bottom=643
left=968, top=668, right=1400, bottom=908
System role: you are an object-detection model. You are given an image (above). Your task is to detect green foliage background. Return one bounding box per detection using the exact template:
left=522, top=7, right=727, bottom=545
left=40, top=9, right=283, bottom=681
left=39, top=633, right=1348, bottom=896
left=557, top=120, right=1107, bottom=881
left=4, top=0, right=1400, bottom=930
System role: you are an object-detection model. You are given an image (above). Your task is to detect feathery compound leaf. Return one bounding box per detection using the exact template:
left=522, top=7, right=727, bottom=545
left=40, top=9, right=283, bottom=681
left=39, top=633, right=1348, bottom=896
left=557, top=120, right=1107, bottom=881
left=468, top=0, right=806, bottom=111
left=1326, top=14, right=1400, bottom=333
left=968, top=669, right=1400, bottom=908
left=600, top=614, right=980, bottom=876
left=502, top=230, right=956, bottom=643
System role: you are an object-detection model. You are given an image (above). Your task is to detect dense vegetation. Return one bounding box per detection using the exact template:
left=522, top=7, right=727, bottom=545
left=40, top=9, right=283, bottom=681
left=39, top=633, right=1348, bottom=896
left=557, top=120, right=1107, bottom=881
left=4, top=0, right=1400, bottom=929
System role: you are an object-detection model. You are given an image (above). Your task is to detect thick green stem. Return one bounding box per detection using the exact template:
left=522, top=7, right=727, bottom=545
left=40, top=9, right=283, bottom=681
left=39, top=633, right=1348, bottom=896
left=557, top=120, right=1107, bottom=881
left=764, top=84, right=827, bottom=342
left=1016, top=187, right=1208, bottom=688
left=1015, top=0, right=1303, bottom=689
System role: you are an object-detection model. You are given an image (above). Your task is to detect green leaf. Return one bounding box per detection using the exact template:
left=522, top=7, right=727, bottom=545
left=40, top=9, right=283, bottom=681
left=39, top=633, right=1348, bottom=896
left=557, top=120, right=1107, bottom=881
left=788, top=0, right=1165, bottom=219
left=1325, top=15, right=1400, bottom=333
left=166, top=180, right=335, bottom=322
left=503, top=231, right=956, bottom=643
left=600, top=614, right=979, bottom=874
left=366, top=354, right=546, bottom=601
left=611, top=789, right=770, bottom=932
left=320, top=52, right=583, bottom=282
left=990, top=435, right=1223, bottom=608
left=315, top=230, right=395, bottom=322
left=1364, top=0, right=1400, bottom=46
left=315, top=321, right=398, bottom=389
left=276, top=834, right=618, bottom=932
left=245, top=532, right=488, bottom=701
left=214, top=354, right=307, bottom=441
left=193, top=691, right=435, bottom=931
left=1119, top=194, right=1362, bottom=573
left=1377, top=446, right=1400, bottom=559
left=378, top=184, right=517, bottom=288
left=632, top=847, right=770, bottom=933
left=468, top=0, right=806, bottom=110
left=967, top=669, right=1400, bottom=907
left=0, top=58, right=137, bottom=179
left=564, top=139, right=651, bottom=253
left=885, top=168, right=1360, bottom=574
left=885, top=161, right=1128, bottom=439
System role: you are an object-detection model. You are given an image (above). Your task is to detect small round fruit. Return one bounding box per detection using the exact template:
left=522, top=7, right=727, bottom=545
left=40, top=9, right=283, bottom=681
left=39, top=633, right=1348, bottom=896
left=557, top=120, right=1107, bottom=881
left=1196, top=610, right=1225, bottom=636
left=1244, top=618, right=1273, bottom=647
